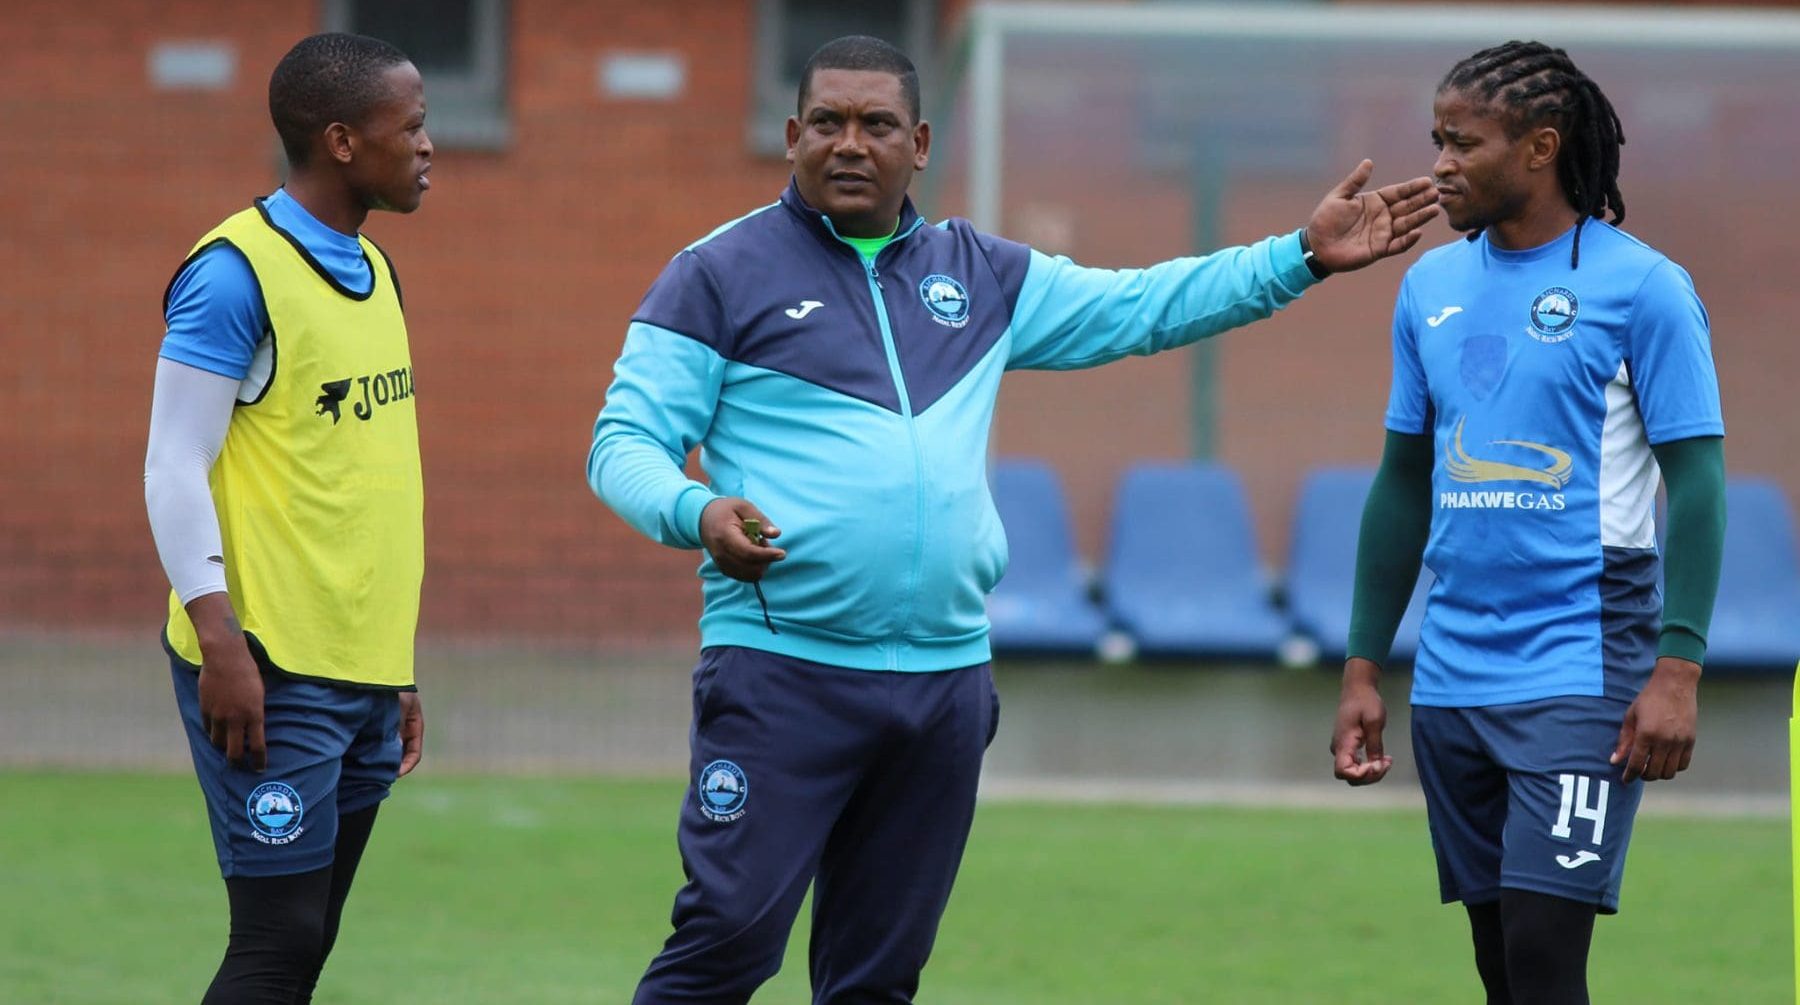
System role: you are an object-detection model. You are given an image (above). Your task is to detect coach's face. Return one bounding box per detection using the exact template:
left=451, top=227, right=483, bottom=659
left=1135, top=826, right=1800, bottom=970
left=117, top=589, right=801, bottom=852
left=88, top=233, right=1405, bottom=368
left=344, top=62, right=434, bottom=214
left=787, top=69, right=930, bottom=238
left=1430, top=88, right=1540, bottom=234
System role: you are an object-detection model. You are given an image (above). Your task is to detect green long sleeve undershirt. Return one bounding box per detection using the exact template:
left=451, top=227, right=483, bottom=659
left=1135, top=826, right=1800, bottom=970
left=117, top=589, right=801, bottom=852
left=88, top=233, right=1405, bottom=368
left=1345, top=431, right=1432, bottom=665
left=1345, top=431, right=1726, bottom=668
left=1651, top=436, right=1727, bottom=662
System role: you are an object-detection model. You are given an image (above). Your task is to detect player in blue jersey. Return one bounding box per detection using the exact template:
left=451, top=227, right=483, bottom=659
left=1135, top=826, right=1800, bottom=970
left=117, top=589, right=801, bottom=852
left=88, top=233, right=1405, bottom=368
left=144, top=34, right=430, bottom=1003
left=1330, top=41, right=1727, bottom=1004
left=591, top=34, right=1439, bottom=1005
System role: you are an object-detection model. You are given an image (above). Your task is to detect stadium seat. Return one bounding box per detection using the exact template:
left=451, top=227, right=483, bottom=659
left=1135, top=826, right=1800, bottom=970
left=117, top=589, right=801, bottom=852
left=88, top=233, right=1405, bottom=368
left=1286, top=466, right=1430, bottom=664
left=1702, top=477, right=1800, bottom=671
left=985, top=457, right=1107, bottom=654
left=1100, top=461, right=1293, bottom=659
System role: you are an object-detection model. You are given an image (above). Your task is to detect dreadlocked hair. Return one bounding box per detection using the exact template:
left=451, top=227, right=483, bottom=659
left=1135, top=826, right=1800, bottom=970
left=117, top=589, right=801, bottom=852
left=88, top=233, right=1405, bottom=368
left=1439, top=40, right=1625, bottom=268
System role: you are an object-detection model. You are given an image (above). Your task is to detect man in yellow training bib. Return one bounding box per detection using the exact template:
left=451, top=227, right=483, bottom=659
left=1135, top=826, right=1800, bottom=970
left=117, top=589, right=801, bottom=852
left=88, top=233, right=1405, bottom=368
left=142, top=32, right=432, bottom=1003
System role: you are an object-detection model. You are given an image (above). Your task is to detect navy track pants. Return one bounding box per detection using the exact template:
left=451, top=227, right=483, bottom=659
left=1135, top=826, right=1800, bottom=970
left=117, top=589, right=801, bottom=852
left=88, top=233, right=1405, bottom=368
left=633, top=646, right=998, bottom=1005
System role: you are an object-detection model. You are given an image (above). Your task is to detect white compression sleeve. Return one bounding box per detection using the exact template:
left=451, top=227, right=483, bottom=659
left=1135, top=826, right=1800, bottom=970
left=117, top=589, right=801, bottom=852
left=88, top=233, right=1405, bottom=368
left=144, top=357, right=239, bottom=605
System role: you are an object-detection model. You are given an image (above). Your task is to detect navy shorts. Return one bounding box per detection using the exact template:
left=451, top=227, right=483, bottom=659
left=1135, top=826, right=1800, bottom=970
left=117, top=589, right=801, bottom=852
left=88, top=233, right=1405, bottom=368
left=171, top=654, right=402, bottom=878
left=1412, top=696, right=1644, bottom=913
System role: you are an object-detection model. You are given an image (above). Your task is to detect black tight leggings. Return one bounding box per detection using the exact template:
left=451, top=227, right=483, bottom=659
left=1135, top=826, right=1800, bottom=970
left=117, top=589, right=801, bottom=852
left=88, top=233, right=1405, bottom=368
left=201, top=804, right=380, bottom=1004
left=1466, top=889, right=1598, bottom=1005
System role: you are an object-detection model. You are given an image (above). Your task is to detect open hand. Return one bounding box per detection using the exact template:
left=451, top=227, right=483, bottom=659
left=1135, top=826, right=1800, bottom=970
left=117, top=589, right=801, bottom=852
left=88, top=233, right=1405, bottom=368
left=1305, top=160, right=1440, bottom=274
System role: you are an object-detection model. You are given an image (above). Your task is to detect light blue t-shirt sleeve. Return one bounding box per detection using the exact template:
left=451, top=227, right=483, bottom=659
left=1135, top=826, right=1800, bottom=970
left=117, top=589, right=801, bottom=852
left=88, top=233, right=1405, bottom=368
left=158, top=189, right=372, bottom=382
left=587, top=322, right=725, bottom=549
left=1383, top=272, right=1431, bottom=435
left=1005, top=231, right=1317, bottom=371
left=159, top=244, right=266, bottom=381
left=1627, top=260, right=1724, bottom=444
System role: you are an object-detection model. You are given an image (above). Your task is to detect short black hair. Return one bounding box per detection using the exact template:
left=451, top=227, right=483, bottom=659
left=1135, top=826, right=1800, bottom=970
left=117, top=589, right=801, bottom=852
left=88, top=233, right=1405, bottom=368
left=1441, top=40, right=1625, bottom=267
left=797, top=35, right=920, bottom=124
left=269, top=33, right=413, bottom=167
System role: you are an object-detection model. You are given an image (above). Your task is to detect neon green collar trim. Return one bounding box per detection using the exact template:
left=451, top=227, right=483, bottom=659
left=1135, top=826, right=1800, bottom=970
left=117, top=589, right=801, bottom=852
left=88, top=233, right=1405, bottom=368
left=841, top=223, right=900, bottom=261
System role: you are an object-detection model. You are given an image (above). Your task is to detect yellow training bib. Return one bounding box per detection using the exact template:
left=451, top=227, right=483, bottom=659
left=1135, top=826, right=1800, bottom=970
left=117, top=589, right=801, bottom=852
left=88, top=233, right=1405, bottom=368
left=164, top=200, right=423, bottom=687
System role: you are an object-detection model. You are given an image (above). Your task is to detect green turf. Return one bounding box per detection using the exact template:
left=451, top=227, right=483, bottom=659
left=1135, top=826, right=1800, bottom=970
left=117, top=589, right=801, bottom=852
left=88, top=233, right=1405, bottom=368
left=1, top=773, right=1788, bottom=1003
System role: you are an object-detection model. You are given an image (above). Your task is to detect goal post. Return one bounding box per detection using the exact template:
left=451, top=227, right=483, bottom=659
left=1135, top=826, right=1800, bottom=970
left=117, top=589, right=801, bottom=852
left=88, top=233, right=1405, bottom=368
left=935, top=3, right=1800, bottom=466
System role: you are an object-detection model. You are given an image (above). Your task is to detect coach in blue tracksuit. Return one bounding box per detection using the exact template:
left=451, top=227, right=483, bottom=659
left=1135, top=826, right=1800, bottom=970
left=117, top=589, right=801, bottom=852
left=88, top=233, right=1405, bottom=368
left=588, top=35, right=1438, bottom=1004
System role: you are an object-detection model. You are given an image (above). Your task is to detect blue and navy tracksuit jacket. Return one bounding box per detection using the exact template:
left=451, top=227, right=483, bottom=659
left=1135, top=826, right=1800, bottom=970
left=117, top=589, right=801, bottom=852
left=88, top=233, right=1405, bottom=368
left=588, top=180, right=1320, bottom=672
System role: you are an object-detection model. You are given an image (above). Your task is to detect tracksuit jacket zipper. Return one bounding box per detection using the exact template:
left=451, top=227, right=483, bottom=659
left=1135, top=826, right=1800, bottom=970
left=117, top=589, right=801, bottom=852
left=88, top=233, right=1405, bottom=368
left=820, top=212, right=930, bottom=669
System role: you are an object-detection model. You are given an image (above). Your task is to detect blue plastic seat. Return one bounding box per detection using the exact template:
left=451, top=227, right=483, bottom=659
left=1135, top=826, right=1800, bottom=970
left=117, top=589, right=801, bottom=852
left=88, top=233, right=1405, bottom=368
left=1702, top=477, right=1800, bottom=671
left=985, top=458, right=1107, bottom=654
left=1286, top=467, right=1430, bottom=664
left=1100, top=462, right=1292, bottom=658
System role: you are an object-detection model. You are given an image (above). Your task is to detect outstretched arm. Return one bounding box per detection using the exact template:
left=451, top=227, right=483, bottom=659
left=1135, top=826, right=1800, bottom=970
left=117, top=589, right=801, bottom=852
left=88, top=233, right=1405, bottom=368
left=1004, top=161, right=1437, bottom=372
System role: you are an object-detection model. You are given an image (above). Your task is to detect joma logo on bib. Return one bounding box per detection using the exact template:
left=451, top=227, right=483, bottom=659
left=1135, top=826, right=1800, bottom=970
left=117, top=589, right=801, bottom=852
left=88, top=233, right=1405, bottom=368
left=316, top=367, right=415, bottom=424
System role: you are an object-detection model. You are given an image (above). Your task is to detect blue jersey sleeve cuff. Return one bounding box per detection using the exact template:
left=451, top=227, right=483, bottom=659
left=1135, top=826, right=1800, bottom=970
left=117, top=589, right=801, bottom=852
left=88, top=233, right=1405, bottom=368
left=1646, top=421, right=1726, bottom=446
left=156, top=347, right=251, bottom=381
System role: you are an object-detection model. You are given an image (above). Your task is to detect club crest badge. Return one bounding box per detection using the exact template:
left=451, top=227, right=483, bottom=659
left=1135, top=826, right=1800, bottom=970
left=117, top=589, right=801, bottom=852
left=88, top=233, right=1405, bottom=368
left=246, top=781, right=305, bottom=844
left=919, top=274, right=970, bottom=329
left=1528, top=286, right=1578, bottom=343
left=698, top=759, right=748, bottom=822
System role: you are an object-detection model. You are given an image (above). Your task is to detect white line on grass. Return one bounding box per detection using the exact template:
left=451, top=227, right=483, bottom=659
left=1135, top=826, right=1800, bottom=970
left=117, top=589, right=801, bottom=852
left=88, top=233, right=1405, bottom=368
left=978, top=776, right=1786, bottom=819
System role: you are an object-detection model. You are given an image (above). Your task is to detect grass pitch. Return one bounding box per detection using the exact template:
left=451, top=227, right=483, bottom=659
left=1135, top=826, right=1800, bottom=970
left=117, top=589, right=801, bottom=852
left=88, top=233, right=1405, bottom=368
left=1, top=772, right=1787, bottom=1003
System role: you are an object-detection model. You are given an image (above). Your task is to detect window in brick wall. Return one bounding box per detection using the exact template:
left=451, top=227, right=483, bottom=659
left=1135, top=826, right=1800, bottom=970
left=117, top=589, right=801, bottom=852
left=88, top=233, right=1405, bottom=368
left=750, top=0, right=935, bottom=156
left=323, top=0, right=509, bottom=148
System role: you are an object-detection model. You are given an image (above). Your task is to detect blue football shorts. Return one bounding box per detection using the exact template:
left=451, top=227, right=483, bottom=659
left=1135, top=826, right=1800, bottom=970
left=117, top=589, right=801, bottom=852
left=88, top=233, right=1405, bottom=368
left=170, top=652, right=402, bottom=878
left=1411, top=695, right=1645, bottom=914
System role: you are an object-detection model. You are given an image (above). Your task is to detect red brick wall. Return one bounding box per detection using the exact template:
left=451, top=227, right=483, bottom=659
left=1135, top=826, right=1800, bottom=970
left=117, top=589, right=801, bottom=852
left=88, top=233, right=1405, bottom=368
left=1, top=2, right=317, bottom=633
left=4, top=1, right=1795, bottom=648
left=0, top=1, right=787, bottom=644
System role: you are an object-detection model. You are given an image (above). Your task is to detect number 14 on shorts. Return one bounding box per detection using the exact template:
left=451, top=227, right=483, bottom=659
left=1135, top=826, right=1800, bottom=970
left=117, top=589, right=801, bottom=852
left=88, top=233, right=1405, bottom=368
left=1551, top=773, right=1609, bottom=845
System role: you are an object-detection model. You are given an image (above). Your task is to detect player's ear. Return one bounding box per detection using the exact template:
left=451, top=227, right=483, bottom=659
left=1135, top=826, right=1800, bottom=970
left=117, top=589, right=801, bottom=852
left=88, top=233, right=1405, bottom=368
left=1526, top=125, right=1561, bottom=173
left=322, top=122, right=356, bottom=166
